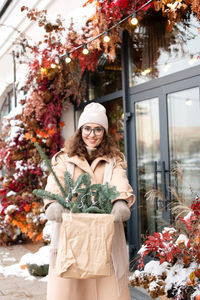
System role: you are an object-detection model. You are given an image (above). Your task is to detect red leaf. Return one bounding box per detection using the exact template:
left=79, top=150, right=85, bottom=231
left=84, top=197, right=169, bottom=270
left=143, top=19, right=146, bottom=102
left=167, top=252, right=173, bottom=262
left=160, top=258, right=166, bottom=264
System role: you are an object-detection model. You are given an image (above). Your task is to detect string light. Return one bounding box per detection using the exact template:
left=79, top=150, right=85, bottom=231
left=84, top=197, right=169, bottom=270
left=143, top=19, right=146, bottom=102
left=65, top=52, right=71, bottom=63
left=131, top=12, right=138, bottom=25
left=141, top=68, right=151, bottom=76
left=104, top=31, right=110, bottom=43
left=82, top=44, right=89, bottom=55
left=51, top=63, right=56, bottom=68
left=59, top=0, right=153, bottom=62
left=41, top=67, right=46, bottom=73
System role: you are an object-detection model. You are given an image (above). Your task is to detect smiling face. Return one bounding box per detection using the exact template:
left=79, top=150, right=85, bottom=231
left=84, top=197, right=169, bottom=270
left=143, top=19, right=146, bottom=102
left=81, top=123, right=104, bottom=148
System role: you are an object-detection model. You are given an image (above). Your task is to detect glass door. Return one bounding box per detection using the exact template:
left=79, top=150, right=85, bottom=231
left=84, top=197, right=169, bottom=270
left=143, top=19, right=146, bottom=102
left=168, top=87, right=200, bottom=207
left=130, top=75, right=200, bottom=245
left=135, top=98, right=163, bottom=242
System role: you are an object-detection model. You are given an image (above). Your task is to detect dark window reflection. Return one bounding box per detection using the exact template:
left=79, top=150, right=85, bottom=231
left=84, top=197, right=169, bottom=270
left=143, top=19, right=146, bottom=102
left=88, top=47, right=122, bottom=100
left=103, top=98, right=124, bottom=153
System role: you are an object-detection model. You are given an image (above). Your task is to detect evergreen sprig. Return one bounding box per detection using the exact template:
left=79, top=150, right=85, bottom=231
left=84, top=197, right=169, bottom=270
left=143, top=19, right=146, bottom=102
left=34, top=142, right=67, bottom=198
left=33, top=143, right=119, bottom=214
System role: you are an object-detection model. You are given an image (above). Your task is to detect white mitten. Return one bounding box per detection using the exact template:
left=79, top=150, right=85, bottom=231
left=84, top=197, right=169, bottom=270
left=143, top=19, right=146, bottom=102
left=111, top=200, right=131, bottom=222
left=45, top=202, right=65, bottom=222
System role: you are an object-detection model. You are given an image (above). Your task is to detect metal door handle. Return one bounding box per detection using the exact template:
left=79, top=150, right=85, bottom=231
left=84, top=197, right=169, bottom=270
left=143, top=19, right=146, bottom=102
left=161, top=161, right=166, bottom=198
left=154, top=161, right=169, bottom=209
left=161, top=161, right=169, bottom=209
left=153, top=161, right=159, bottom=209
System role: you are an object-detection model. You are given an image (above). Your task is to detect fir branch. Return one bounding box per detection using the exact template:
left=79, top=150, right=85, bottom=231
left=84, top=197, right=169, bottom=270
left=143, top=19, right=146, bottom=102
left=64, top=171, right=74, bottom=193
left=34, top=142, right=66, bottom=198
left=33, top=189, right=72, bottom=209
left=84, top=206, right=105, bottom=213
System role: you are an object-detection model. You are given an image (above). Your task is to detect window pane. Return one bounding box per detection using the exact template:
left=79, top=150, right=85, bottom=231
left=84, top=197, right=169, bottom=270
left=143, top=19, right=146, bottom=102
left=130, top=12, right=200, bottom=86
left=104, top=98, right=124, bottom=153
left=135, top=98, right=163, bottom=239
left=88, top=47, right=122, bottom=99
left=168, top=87, right=200, bottom=206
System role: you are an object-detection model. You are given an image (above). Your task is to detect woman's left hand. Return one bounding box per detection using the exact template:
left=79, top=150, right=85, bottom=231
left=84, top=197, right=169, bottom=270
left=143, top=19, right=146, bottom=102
left=111, top=200, right=131, bottom=222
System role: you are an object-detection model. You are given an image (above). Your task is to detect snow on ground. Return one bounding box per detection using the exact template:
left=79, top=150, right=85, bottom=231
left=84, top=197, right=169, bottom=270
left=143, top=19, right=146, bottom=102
left=0, top=245, right=50, bottom=282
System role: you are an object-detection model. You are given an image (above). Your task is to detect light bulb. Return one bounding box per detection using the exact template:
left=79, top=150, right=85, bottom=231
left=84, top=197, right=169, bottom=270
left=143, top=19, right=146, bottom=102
left=131, top=13, right=138, bottom=26
left=51, top=63, right=56, bottom=69
left=104, top=31, right=110, bottom=43
left=141, top=68, right=151, bottom=76
left=65, top=53, right=71, bottom=63
left=41, top=67, right=46, bottom=73
left=82, top=44, right=89, bottom=55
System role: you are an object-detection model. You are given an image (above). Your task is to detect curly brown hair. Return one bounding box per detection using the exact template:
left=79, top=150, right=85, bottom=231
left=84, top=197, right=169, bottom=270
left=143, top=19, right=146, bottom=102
left=64, top=129, right=123, bottom=161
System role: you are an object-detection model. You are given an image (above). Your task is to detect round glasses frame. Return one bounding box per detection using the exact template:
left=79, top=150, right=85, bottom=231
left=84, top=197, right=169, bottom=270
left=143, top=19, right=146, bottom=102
left=81, top=126, right=104, bottom=136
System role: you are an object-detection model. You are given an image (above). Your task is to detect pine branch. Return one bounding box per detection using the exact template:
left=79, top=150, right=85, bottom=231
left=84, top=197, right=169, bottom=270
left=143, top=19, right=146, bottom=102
left=33, top=189, right=72, bottom=209
left=34, top=142, right=66, bottom=198
left=64, top=171, right=74, bottom=193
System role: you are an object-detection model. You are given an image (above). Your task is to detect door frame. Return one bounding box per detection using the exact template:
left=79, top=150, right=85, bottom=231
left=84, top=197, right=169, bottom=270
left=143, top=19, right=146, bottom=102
left=125, top=55, right=200, bottom=259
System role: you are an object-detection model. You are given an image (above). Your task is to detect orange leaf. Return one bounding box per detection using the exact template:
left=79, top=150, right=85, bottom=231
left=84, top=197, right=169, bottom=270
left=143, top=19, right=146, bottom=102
left=59, top=121, right=65, bottom=127
left=20, top=264, right=27, bottom=270
left=31, top=137, right=37, bottom=143
left=189, top=272, right=196, bottom=282
left=48, top=129, right=55, bottom=135
left=36, top=130, right=49, bottom=138
left=183, top=255, right=191, bottom=267
left=82, top=0, right=94, bottom=7
left=194, top=269, right=200, bottom=279
left=32, top=202, right=38, bottom=208
left=35, top=232, right=43, bottom=241
left=24, top=204, right=31, bottom=212
left=25, top=132, right=32, bottom=140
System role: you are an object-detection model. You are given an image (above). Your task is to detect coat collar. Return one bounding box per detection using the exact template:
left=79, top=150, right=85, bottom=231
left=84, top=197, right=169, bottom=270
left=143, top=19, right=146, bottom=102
left=66, top=155, right=110, bottom=175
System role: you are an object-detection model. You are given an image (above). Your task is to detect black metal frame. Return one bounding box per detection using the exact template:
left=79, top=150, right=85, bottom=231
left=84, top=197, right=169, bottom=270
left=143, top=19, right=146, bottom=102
left=0, top=0, right=12, bottom=18
left=121, top=30, right=140, bottom=260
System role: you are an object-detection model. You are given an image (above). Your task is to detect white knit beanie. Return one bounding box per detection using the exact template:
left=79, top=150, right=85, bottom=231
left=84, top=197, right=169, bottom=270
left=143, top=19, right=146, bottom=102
left=78, top=103, right=108, bottom=132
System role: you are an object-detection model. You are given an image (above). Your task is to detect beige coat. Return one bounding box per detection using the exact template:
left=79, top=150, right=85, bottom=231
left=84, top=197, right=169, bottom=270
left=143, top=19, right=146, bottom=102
left=44, top=148, right=135, bottom=300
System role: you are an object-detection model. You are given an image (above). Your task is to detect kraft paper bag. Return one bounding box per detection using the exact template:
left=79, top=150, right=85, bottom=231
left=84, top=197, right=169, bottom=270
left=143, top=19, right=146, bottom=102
left=56, top=213, right=114, bottom=279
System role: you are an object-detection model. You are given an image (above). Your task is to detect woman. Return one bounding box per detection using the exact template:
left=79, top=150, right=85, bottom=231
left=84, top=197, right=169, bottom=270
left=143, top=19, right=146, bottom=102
left=44, top=102, right=135, bottom=300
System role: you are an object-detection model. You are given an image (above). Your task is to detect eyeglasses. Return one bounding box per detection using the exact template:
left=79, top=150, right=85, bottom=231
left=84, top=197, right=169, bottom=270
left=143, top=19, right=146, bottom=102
left=81, top=126, right=104, bottom=136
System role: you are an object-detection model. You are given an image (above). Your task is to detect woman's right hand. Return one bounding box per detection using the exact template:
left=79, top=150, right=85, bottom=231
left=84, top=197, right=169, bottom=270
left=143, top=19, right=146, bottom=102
left=45, top=202, right=65, bottom=222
